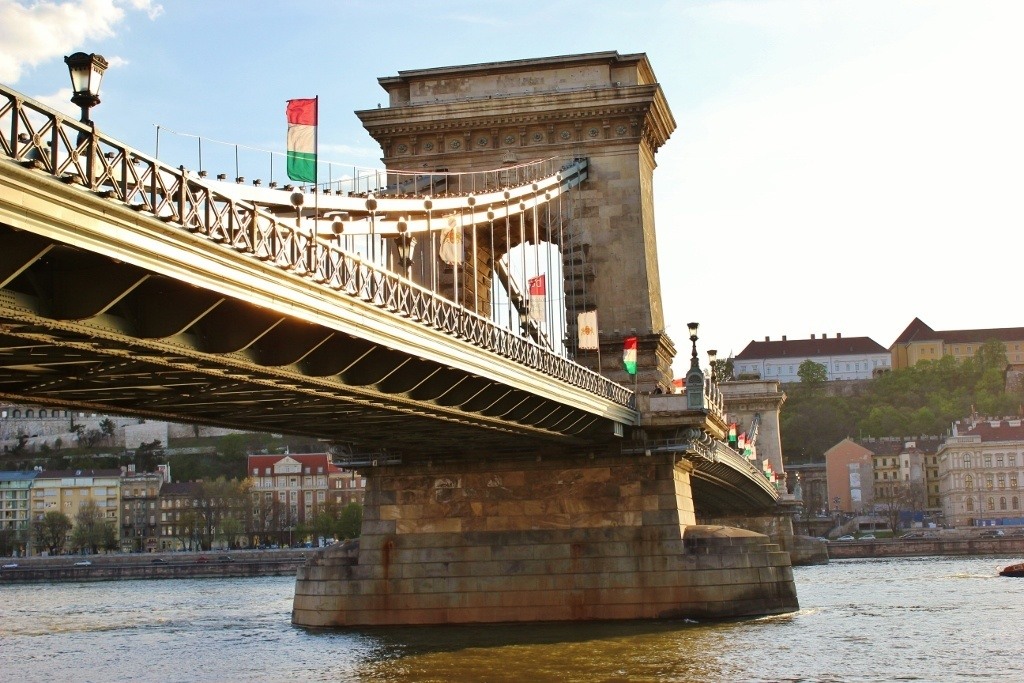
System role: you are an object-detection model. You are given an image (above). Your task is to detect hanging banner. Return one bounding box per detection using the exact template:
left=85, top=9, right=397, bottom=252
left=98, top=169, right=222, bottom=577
left=439, top=213, right=463, bottom=266
left=528, top=274, right=546, bottom=322
left=577, top=310, right=599, bottom=350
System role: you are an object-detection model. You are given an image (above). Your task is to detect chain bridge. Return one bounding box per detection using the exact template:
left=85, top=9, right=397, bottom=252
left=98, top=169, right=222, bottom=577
left=1, top=51, right=798, bottom=626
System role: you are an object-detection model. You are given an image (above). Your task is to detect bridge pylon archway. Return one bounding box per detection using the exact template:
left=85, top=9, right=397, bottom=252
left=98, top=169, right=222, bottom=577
left=357, top=51, right=677, bottom=392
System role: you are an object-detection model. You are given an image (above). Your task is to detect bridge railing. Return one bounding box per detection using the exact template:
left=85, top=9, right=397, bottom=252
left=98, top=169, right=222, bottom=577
left=0, top=83, right=634, bottom=410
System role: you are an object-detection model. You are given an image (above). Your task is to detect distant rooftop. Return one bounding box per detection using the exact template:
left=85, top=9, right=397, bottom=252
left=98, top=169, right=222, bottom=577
left=735, top=334, right=888, bottom=360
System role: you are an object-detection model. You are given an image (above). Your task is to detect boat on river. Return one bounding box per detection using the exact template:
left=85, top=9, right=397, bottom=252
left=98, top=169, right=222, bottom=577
left=999, top=562, right=1024, bottom=577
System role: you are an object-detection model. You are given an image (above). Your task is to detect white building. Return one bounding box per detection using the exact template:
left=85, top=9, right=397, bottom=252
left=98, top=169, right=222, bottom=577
left=733, top=333, right=891, bottom=383
left=937, top=418, right=1024, bottom=527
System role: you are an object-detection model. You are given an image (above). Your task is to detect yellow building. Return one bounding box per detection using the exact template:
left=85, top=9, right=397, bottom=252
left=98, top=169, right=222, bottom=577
left=890, top=318, right=1024, bottom=370
left=30, top=468, right=122, bottom=551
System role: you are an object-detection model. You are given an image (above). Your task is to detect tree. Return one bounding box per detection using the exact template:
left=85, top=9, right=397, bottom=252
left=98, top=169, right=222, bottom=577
left=70, top=501, right=117, bottom=554
left=99, top=418, right=116, bottom=444
left=0, top=528, right=16, bottom=556
left=32, top=511, right=72, bottom=554
left=337, top=502, right=362, bottom=540
left=711, top=358, right=735, bottom=382
left=797, top=359, right=828, bottom=387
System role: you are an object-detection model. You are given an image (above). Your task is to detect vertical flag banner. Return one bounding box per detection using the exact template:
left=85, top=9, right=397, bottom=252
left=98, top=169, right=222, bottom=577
left=623, top=336, right=637, bottom=375
left=286, top=98, right=317, bottom=183
left=439, top=213, right=463, bottom=265
left=528, top=274, right=546, bottom=322
left=577, top=310, right=599, bottom=350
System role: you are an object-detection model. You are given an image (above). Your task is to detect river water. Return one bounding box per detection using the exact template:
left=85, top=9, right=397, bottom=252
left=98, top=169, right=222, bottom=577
left=2, top=555, right=1023, bottom=682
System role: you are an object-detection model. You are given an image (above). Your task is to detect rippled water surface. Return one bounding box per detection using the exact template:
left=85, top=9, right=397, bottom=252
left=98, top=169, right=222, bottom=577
left=3, top=556, right=1023, bottom=682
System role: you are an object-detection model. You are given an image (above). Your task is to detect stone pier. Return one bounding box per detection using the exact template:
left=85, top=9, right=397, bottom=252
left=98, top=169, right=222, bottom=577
left=292, top=452, right=798, bottom=627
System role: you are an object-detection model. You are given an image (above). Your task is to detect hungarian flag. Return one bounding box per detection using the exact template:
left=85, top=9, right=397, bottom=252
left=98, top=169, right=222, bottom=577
left=286, top=98, right=317, bottom=183
left=577, top=310, right=598, bottom=350
left=623, top=336, right=637, bottom=375
left=528, top=274, right=546, bottom=322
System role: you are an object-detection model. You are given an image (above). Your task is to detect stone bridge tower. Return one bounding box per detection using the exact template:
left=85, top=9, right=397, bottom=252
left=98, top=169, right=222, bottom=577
left=357, top=51, right=677, bottom=391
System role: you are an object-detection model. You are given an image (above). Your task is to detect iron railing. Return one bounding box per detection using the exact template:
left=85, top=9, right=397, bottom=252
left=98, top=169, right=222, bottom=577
left=0, top=83, right=634, bottom=409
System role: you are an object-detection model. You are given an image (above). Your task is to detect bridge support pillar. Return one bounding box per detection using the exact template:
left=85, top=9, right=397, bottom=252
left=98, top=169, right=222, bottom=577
left=293, top=453, right=798, bottom=627
left=704, top=502, right=828, bottom=566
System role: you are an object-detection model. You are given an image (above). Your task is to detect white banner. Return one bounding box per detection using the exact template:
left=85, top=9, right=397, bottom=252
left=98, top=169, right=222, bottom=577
left=577, top=310, right=599, bottom=350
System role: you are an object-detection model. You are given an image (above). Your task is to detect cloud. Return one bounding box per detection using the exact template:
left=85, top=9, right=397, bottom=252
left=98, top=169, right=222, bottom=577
left=0, top=0, right=162, bottom=83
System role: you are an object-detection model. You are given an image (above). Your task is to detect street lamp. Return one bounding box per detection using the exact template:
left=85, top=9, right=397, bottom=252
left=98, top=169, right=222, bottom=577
left=687, top=322, right=700, bottom=370
left=64, top=52, right=108, bottom=124
left=707, top=348, right=718, bottom=383
left=289, top=191, right=304, bottom=227
left=394, top=217, right=416, bottom=277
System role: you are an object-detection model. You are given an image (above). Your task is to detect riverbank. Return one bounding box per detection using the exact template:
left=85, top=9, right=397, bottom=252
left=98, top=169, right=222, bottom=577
left=827, top=535, right=1024, bottom=560
left=0, top=549, right=309, bottom=584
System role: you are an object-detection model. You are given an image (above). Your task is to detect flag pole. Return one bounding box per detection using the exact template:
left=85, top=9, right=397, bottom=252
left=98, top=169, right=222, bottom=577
left=596, top=315, right=602, bottom=374
left=313, top=96, right=319, bottom=240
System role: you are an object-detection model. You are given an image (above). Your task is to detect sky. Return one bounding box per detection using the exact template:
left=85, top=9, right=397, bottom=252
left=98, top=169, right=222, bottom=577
left=4, top=0, right=1023, bottom=378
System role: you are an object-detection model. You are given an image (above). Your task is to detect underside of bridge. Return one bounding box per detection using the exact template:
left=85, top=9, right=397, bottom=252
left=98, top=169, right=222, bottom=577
left=0, top=222, right=626, bottom=459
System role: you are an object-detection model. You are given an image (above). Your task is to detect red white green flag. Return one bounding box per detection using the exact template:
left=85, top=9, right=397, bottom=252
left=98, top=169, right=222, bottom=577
left=623, top=336, right=637, bottom=375
left=286, top=98, right=317, bottom=183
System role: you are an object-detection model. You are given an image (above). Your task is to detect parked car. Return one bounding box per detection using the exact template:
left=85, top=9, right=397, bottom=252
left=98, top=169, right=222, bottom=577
left=836, top=535, right=856, bottom=541
left=151, top=558, right=168, bottom=564
left=217, top=555, right=233, bottom=563
left=859, top=534, right=876, bottom=540
left=195, top=556, right=210, bottom=564
left=73, top=560, right=93, bottom=567
left=980, top=529, right=1005, bottom=538
left=2, top=562, right=18, bottom=569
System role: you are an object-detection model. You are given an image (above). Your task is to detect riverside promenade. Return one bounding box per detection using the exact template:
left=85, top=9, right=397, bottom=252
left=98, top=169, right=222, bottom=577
left=827, top=535, right=1024, bottom=560
left=0, top=549, right=309, bottom=584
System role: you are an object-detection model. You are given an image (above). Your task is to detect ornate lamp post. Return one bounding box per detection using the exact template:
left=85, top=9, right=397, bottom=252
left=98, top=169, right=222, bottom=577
left=687, top=322, right=700, bottom=369
left=394, top=217, right=417, bottom=277
left=685, top=322, right=705, bottom=410
left=707, top=348, right=718, bottom=383
left=64, top=52, right=108, bottom=124
left=289, top=191, right=304, bottom=227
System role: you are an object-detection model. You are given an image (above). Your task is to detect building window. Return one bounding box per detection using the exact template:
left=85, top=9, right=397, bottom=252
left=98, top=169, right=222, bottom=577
left=966, top=497, right=974, bottom=512
left=998, top=474, right=1006, bottom=489
left=965, top=475, right=973, bottom=490
left=1014, top=497, right=1020, bottom=511
left=1011, top=454, right=1018, bottom=467
left=1000, top=497, right=1007, bottom=511
left=984, top=455, right=992, bottom=468
left=964, top=455, right=972, bottom=468
left=986, top=475, right=994, bottom=490
left=988, top=497, right=995, bottom=511
left=997, top=455, right=1005, bottom=467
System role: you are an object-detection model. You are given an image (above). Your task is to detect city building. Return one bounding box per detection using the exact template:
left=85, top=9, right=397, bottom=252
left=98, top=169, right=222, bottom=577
left=120, top=468, right=166, bottom=553
left=937, top=418, right=1024, bottom=528
left=890, top=318, right=1024, bottom=370
left=824, top=438, right=875, bottom=513
left=0, top=470, right=37, bottom=555
left=784, top=462, right=827, bottom=515
left=157, top=481, right=203, bottom=551
left=28, top=468, right=122, bottom=553
left=868, top=437, right=943, bottom=522
left=733, top=334, right=890, bottom=383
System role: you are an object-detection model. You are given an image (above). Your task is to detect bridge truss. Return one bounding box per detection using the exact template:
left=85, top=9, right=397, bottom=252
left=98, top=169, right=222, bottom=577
left=0, top=84, right=636, bottom=458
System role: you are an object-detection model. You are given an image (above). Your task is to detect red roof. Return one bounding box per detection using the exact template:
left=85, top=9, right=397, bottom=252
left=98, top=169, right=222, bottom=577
left=735, top=335, right=887, bottom=360
left=891, top=318, right=1024, bottom=348
left=960, top=420, right=1024, bottom=442
left=246, top=453, right=341, bottom=474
